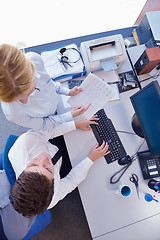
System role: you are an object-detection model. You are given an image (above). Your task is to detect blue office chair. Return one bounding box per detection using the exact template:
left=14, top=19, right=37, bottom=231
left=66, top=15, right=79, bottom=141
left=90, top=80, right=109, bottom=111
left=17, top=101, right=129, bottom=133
left=1, top=134, right=52, bottom=240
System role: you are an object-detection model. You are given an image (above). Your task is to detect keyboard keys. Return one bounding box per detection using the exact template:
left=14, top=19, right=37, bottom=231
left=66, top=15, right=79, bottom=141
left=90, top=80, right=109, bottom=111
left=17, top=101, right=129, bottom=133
left=90, top=109, right=126, bottom=164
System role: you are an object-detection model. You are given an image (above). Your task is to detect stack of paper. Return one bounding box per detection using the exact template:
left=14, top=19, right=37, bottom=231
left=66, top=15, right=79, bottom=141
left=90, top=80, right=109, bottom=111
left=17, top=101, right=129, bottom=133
left=41, top=43, right=85, bottom=81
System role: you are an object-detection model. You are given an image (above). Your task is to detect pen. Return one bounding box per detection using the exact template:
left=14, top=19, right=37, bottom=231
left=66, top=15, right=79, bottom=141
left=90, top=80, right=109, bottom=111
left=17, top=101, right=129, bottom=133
left=102, top=79, right=120, bottom=85
left=107, top=81, right=120, bottom=85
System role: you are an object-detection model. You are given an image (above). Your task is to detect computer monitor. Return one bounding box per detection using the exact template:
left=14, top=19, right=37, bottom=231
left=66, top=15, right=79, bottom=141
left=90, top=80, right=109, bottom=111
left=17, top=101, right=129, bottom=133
left=130, top=80, right=160, bottom=155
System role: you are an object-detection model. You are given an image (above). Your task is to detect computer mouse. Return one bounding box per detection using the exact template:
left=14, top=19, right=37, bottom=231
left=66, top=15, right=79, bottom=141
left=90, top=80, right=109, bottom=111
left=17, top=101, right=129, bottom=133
left=118, top=155, right=132, bottom=165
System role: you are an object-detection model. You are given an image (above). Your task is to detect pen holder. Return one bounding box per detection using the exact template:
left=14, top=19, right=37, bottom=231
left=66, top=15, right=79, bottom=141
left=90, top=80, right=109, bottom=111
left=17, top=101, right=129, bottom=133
left=148, top=179, right=160, bottom=193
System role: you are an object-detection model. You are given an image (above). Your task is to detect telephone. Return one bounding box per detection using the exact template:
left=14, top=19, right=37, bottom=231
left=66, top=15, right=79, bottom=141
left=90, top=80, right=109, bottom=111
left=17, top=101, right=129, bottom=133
left=137, top=150, right=160, bottom=180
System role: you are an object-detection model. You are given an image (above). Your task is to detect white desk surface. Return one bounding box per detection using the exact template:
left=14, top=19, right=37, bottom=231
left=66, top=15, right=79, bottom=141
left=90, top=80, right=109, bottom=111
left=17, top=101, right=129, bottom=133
left=58, top=50, right=160, bottom=240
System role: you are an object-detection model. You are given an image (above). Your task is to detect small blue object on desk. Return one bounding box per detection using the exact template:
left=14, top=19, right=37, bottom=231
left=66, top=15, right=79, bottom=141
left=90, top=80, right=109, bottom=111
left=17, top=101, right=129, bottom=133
left=144, top=193, right=158, bottom=202
left=148, top=179, right=160, bottom=193
left=121, top=186, right=131, bottom=197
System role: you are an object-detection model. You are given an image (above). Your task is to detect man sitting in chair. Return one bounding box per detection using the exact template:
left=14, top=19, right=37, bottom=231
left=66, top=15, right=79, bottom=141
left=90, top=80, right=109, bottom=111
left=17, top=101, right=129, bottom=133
left=0, top=165, right=36, bottom=240
left=10, top=116, right=110, bottom=217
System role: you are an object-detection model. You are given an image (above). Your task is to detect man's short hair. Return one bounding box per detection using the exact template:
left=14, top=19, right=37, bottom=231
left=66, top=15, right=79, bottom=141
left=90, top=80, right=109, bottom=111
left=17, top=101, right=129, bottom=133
left=11, top=171, right=54, bottom=217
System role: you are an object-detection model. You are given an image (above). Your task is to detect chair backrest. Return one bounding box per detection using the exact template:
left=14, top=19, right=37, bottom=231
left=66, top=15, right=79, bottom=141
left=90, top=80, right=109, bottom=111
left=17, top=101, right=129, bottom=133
left=22, top=209, right=52, bottom=240
left=2, top=134, right=52, bottom=240
left=3, top=135, right=18, bottom=188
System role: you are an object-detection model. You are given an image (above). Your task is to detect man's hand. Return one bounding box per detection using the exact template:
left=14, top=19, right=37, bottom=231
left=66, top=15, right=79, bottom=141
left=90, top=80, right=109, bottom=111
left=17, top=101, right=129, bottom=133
left=75, top=116, right=99, bottom=131
left=69, top=86, right=82, bottom=96
left=88, top=141, right=110, bottom=162
left=71, top=104, right=91, bottom=118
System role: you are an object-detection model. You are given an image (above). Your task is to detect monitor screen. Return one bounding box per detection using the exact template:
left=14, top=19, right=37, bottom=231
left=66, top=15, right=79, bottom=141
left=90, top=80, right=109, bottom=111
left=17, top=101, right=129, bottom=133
left=130, top=80, right=160, bottom=155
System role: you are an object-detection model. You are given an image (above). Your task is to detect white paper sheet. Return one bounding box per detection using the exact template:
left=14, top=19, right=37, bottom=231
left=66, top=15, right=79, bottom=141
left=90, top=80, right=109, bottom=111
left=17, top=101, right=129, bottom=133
left=100, top=59, right=118, bottom=71
left=67, top=73, right=115, bottom=119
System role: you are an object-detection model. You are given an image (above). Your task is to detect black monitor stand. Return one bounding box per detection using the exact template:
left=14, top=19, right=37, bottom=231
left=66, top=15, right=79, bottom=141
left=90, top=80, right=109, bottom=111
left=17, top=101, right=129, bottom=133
left=131, top=113, right=144, bottom=138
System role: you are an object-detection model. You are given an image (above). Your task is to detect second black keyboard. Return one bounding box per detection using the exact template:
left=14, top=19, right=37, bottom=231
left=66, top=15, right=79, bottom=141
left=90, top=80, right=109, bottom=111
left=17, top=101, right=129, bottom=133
left=90, top=109, right=127, bottom=164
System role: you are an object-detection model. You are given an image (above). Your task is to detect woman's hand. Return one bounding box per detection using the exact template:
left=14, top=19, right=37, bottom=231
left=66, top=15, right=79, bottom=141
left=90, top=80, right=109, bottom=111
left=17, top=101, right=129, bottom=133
left=69, top=86, right=82, bottom=96
left=75, top=115, right=99, bottom=131
left=71, top=104, right=91, bottom=118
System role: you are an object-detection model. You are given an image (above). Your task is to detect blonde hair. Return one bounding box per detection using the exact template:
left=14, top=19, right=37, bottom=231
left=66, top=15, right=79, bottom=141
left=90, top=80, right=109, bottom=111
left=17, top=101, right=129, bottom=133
left=0, top=44, right=35, bottom=102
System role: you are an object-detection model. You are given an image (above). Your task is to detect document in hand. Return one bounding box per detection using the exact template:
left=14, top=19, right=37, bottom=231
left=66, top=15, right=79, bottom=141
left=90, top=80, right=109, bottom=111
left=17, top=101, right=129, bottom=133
left=67, top=73, right=115, bottom=119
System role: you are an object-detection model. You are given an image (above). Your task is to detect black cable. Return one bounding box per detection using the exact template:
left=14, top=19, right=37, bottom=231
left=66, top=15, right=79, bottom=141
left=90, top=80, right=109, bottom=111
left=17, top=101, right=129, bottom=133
left=126, top=49, right=142, bottom=90
left=116, top=130, right=136, bottom=135
left=136, top=139, right=146, bottom=153
left=110, top=162, right=132, bottom=184
left=109, top=139, right=146, bottom=184
left=139, top=70, right=160, bottom=83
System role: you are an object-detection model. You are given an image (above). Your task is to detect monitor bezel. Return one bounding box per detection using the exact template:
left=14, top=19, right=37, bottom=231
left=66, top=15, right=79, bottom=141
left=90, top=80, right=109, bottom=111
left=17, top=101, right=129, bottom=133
left=130, top=80, right=160, bottom=155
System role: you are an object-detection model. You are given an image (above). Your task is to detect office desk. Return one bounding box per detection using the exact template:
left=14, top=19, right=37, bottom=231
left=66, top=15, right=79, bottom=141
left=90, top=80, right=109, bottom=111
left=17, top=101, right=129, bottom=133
left=58, top=76, right=160, bottom=240
left=24, top=27, right=160, bottom=240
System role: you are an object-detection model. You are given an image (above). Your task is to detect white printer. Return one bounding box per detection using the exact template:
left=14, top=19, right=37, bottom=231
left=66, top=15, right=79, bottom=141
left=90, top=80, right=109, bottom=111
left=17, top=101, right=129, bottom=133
left=80, top=34, right=126, bottom=74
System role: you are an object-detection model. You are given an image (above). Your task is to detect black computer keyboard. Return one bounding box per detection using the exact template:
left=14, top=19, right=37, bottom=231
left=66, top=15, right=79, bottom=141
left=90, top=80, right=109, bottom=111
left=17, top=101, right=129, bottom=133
left=90, top=109, right=127, bottom=164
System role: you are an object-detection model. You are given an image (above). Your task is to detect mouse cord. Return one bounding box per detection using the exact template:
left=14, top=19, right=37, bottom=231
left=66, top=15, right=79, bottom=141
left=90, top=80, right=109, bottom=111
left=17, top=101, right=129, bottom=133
left=110, top=161, right=132, bottom=184
left=109, top=142, right=144, bottom=185
left=110, top=137, right=146, bottom=184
